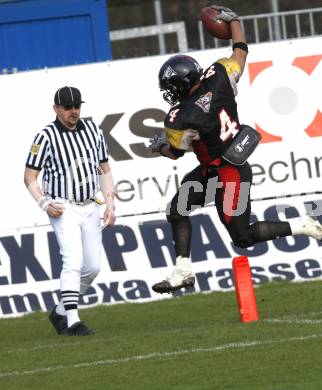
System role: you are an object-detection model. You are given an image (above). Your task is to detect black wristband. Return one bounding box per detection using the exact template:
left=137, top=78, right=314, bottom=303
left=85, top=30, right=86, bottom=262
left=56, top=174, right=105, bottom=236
left=233, top=42, right=248, bottom=53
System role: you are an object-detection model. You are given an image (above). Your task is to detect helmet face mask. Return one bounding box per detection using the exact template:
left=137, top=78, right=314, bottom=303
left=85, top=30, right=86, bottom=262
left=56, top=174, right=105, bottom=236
left=158, top=55, right=203, bottom=106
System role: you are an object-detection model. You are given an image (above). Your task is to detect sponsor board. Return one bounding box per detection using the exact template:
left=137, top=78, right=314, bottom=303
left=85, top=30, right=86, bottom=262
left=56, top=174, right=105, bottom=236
left=0, top=37, right=321, bottom=229
left=1, top=195, right=322, bottom=318
left=0, top=37, right=322, bottom=317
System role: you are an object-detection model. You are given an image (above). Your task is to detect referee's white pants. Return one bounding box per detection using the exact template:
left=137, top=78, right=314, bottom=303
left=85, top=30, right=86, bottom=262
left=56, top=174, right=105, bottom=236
left=49, top=202, right=102, bottom=294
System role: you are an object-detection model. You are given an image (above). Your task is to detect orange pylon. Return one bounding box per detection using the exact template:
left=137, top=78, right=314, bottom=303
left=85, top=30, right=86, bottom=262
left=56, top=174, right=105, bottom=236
left=232, top=256, right=259, bottom=323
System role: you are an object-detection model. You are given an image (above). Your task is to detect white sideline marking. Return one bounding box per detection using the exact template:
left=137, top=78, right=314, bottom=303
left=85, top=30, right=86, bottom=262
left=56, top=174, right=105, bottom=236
left=1, top=333, right=322, bottom=378
left=265, top=318, right=322, bottom=324
left=4, top=314, right=322, bottom=354
left=6, top=339, right=104, bottom=354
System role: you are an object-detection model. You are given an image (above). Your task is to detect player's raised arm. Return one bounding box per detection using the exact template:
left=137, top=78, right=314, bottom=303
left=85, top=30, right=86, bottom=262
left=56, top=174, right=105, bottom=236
left=201, top=5, right=248, bottom=75
left=230, top=20, right=248, bottom=76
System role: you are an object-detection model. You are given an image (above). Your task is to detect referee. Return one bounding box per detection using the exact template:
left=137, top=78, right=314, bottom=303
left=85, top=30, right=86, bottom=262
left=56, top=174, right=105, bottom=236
left=24, top=86, right=116, bottom=336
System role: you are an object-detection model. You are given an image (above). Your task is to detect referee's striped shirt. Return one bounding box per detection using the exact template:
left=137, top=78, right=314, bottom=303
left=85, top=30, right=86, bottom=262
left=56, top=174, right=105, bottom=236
left=25, top=118, right=109, bottom=202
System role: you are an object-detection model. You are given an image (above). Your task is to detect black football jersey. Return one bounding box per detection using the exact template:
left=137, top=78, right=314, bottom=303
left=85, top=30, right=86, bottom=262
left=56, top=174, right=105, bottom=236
left=164, top=57, right=242, bottom=166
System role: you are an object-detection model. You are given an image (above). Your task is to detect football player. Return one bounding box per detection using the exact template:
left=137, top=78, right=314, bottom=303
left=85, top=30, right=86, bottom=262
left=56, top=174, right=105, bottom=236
left=150, top=5, right=322, bottom=294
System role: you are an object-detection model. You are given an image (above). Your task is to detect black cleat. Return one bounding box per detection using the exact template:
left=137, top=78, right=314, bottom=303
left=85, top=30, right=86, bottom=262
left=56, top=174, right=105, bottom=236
left=66, top=321, right=95, bottom=336
left=48, top=306, right=68, bottom=335
left=152, top=276, right=195, bottom=294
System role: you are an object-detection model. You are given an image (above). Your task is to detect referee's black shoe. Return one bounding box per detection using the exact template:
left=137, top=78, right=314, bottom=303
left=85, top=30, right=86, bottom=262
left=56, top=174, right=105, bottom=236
left=48, top=306, right=68, bottom=335
left=66, top=321, right=95, bottom=336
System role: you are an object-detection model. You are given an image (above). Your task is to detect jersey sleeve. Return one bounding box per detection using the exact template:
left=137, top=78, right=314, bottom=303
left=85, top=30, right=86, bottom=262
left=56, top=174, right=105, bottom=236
left=216, top=58, right=241, bottom=96
left=164, top=107, right=200, bottom=153
left=165, top=127, right=199, bottom=151
left=98, top=128, right=109, bottom=163
left=25, top=132, right=50, bottom=170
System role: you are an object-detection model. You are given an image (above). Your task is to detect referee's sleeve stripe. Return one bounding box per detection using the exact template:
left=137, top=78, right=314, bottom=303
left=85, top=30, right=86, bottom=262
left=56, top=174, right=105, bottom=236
left=25, top=163, right=42, bottom=171
left=99, top=128, right=109, bottom=162
left=37, top=138, right=49, bottom=167
left=25, top=133, right=49, bottom=169
left=25, top=133, right=42, bottom=166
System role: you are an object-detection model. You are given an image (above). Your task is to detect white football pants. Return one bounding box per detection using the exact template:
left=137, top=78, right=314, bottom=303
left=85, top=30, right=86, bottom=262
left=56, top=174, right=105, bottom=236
left=49, top=202, right=102, bottom=294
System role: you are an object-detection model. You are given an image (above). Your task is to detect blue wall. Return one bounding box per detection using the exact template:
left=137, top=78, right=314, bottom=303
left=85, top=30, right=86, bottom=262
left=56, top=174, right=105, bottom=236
left=0, top=0, right=112, bottom=72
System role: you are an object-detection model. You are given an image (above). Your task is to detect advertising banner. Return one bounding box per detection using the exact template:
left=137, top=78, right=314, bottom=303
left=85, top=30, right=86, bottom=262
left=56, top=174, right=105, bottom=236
left=0, top=36, right=321, bottom=229
left=0, top=37, right=321, bottom=317
left=1, top=194, right=322, bottom=318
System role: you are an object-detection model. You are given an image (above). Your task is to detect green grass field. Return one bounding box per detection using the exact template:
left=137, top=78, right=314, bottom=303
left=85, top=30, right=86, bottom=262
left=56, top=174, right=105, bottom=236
left=1, top=280, right=322, bottom=390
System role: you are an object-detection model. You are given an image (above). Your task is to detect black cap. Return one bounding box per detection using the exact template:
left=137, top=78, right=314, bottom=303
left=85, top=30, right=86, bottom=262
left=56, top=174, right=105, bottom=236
left=54, top=86, right=85, bottom=106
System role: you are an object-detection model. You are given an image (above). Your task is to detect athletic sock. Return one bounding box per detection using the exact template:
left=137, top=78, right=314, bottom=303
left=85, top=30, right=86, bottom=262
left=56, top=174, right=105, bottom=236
left=61, top=290, right=80, bottom=328
left=171, top=217, right=192, bottom=258
left=288, top=216, right=308, bottom=235
left=176, top=256, right=192, bottom=271
left=55, top=299, right=66, bottom=316
left=65, top=309, right=81, bottom=328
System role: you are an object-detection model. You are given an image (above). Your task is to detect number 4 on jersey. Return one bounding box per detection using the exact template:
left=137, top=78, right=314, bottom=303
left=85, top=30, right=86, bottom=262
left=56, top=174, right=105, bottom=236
left=169, top=109, right=180, bottom=123
left=219, top=108, right=239, bottom=141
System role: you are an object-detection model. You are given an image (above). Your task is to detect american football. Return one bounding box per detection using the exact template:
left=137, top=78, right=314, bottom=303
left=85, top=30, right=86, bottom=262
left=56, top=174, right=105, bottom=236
left=200, top=6, right=232, bottom=39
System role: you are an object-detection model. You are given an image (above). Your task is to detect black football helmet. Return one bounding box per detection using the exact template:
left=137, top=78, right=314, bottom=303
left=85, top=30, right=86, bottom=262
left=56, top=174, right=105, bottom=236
left=158, top=55, right=203, bottom=106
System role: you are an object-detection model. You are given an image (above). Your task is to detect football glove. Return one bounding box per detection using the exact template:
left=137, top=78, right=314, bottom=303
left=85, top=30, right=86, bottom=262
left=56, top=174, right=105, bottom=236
left=149, top=133, right=168, bottom=153
left=210, top=5, right=239, bottom=23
